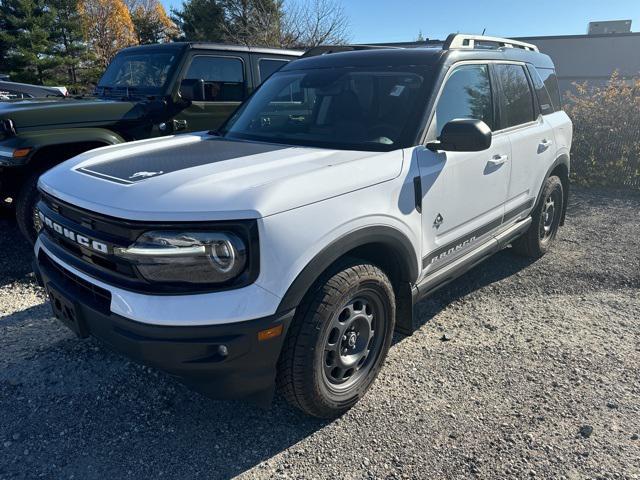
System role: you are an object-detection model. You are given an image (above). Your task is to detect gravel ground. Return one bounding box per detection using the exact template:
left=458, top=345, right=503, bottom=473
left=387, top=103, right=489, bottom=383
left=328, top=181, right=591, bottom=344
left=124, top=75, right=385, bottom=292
left=0, top=187, right=639, bottom=480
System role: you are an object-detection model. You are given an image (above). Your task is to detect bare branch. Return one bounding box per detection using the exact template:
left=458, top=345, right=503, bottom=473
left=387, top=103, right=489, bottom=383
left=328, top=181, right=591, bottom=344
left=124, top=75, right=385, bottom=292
left=281, top=0, right=350, bottom=48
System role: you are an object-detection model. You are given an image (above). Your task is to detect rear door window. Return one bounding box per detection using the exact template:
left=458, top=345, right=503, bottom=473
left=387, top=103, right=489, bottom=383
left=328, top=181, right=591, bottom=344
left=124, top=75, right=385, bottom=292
left=184, top=56, right=245, bottom=102
left=434, top=64, right=494, bottom=136
left=258, top=59, right=289, bottom=83
left=495, top=64, right=535, bottom=129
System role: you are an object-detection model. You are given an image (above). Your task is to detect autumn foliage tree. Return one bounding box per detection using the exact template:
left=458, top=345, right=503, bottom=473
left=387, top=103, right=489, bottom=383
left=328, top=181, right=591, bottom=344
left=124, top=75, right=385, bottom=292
left=127, top=0, right=179, bottom=44
left=77, top=0, right=137, bottom=68
left=565, top=72, right=640, bottom=190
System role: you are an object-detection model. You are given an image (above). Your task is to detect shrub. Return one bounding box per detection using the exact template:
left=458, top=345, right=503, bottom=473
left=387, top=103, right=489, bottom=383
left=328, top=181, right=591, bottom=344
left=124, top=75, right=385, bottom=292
left=565, top=72, right=640, bottom=190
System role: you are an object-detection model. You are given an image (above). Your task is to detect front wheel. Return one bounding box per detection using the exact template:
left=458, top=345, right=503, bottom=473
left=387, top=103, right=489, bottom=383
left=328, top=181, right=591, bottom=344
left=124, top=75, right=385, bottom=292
left=16, top=171, right=43, bottom=245
left=277, top=262, right=395, bottom=418
left=512, top=175, right=564, bottom=258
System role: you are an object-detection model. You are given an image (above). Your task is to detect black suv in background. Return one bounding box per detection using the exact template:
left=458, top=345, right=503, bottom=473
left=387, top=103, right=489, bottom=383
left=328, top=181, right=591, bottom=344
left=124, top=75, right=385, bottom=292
left=0, top=42, right=302, bottom=243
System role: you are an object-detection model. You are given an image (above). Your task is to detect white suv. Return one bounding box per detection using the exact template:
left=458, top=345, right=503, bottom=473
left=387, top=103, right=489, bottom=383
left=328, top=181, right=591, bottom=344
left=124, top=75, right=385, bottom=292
left=34, top=34, right=572, bottom=418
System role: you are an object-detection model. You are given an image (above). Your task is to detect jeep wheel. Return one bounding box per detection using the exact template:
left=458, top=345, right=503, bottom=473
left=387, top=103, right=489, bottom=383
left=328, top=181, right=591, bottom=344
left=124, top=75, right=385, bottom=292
left=277, top=262, right=395, bottom=418
left=16, top=171, right=43, bottom=245
left=513, top=175, right=564, bottom=258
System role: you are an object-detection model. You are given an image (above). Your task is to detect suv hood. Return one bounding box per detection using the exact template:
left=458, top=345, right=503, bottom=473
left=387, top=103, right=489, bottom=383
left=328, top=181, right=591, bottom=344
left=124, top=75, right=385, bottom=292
left=0, top=97, right=146, bottom=129
left=39, top=133, right=404, bottom=221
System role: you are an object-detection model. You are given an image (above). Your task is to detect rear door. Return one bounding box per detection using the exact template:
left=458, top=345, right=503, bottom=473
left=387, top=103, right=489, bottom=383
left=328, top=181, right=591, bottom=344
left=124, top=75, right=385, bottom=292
left=173, top=52, right=250, bottom=133
left=528, top=65, right=573, bottom=161
left=493, top=63, right=557, bottom=223
left=417, top=63, right=511, bottom=276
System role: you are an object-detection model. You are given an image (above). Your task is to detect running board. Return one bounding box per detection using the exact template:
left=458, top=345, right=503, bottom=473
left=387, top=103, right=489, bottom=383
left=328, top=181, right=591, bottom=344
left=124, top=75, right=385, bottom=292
left=495, top=216, right=532, bottom=247
left=414, top=217, right=532, bottom=303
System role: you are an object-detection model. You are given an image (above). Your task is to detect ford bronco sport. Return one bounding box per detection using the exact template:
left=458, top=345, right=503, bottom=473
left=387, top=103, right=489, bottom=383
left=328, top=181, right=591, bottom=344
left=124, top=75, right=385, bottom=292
left=0, top=42, right=301, bottom=243
left=34, top=34, right=572, bottom=418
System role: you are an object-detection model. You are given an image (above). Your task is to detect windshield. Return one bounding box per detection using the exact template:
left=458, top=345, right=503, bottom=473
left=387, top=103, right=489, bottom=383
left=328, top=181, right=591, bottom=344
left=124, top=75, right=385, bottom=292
left=221, top=66, right=431, bottom=151
left=97, top=51, right=179, bottom=96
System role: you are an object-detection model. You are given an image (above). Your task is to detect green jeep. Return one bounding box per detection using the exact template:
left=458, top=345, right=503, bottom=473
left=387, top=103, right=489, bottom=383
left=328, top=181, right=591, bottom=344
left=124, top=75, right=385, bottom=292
left=0, top=42, right=301, bottom=243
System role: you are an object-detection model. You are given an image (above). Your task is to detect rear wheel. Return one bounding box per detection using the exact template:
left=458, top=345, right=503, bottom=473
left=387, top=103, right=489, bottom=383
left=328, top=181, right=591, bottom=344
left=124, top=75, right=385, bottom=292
left=512, top=175, right=564, bottom=258
left=277, top=261, right=395, bottom=418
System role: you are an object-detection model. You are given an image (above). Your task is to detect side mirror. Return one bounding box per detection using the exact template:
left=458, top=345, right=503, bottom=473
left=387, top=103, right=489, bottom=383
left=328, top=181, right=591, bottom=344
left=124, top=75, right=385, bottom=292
left=179, top=78, right=205, bottom=102
left=427, top=118, right=492, bottom=152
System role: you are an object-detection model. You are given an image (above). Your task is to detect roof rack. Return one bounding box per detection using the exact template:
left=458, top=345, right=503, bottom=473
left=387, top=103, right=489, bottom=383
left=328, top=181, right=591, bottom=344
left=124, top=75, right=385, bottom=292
left=302, top=44, right=402, bottom=58
left=443, top=33, right=539, bottom=52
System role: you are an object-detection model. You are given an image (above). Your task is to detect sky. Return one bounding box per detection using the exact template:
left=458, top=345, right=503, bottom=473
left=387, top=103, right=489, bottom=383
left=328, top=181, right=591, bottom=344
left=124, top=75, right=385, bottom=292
left=160, top=0, right=640, bottom=43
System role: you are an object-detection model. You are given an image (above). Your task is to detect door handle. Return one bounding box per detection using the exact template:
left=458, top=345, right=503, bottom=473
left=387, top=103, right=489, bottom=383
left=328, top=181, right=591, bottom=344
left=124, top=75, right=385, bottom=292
left=538, top=139, right=553, bottom=152
left=487, top=154, right=508, bottom=167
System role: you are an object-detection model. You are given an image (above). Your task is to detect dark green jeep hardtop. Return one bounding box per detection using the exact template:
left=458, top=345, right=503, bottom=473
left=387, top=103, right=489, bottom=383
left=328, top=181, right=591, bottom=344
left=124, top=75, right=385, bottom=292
left=0, top=42, right=301, bottom=242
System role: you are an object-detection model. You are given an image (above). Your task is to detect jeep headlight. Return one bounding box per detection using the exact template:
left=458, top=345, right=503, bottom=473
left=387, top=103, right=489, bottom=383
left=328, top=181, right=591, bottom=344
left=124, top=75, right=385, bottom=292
left=114, top=231, right=247, bottom=285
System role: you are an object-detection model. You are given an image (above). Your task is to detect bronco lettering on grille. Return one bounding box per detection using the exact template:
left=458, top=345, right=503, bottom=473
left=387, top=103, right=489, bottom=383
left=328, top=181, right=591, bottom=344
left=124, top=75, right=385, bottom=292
left=39, top=210, right=110, bottom=254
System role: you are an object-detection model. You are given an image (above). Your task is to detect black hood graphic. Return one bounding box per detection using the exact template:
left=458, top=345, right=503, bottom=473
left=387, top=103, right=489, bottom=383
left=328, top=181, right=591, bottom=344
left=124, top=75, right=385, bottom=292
left=77, top=138, right=289, bottom=184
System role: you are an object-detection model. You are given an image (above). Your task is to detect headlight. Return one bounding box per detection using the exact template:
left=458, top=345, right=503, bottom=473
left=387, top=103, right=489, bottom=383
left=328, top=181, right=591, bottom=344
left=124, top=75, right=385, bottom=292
left=114, top=231, right=247, bottom=285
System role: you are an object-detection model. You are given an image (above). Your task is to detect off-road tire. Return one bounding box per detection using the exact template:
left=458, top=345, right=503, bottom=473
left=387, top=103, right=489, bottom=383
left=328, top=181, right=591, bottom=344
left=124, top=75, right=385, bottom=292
left=16, top=171, right=43, bottom=245
left=277, top=261, right=396, bottom=418
left=512, top=175, right=564, bottom=258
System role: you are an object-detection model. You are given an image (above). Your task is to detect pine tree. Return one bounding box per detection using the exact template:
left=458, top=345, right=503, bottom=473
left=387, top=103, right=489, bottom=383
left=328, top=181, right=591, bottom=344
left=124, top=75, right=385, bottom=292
left=171, top=0, right=226, bottom=42
left=48, top=0, right=87, bottom=85
left=0, top=0, right=60, bottom=84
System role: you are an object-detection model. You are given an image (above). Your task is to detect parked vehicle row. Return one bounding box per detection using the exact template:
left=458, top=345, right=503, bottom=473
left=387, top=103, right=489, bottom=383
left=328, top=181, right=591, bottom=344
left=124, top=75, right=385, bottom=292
left=13, top=35, right=572, bottom=417
left=0, top=79, right=66, bottom=101
left=0, top=42, right=302, bottom=242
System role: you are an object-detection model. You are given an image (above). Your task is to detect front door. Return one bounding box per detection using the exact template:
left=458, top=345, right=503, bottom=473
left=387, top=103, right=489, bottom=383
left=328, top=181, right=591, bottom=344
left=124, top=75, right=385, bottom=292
left=417, top=63, right=511, bottom=277
left=173, top=54, right=249, bottom=133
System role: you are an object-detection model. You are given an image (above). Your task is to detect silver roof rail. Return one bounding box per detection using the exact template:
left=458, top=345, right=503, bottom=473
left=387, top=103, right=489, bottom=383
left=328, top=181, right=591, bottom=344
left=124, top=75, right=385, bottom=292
left=443, top=33, right=539, bottom=52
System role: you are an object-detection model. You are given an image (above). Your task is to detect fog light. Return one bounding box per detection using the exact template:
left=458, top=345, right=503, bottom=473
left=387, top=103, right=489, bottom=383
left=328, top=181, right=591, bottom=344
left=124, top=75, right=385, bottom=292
left=217, top=345, right=229, bottom=357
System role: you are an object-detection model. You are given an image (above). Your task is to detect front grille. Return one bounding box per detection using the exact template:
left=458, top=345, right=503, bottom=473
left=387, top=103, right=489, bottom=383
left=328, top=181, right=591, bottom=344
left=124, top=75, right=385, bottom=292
left=38, top=192, right=142, bottom=283
left=38, top=191, right=261, bottom=294
left=40, top=191, right=142, bottom=241
left=39, top=250, right=111, bottom=314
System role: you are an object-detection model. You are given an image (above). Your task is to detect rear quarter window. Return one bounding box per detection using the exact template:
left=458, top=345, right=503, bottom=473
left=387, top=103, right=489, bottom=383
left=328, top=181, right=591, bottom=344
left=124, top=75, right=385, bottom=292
left=535, top=67, right=562, bottom=112
left=526, top=64, right=554, bottom=115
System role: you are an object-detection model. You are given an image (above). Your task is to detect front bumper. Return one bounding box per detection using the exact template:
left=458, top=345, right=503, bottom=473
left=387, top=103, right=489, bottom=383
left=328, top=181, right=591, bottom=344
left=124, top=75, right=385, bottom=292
left=34, top=247, right=295, bottom=400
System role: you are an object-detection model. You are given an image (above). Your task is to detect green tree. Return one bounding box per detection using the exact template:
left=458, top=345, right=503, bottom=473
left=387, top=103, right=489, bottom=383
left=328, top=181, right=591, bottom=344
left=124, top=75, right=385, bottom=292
left=48, top=0, right=87, bottom=85
left=171, top=0, right=225, bottom=42
left=0, top=0, right=60, bottom=84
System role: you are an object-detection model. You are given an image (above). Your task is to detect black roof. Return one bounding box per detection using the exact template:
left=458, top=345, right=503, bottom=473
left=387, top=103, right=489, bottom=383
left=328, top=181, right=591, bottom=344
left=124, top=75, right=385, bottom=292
left=119, top=42, right=303, bottom=57
left=283, top=44, right=554, bottom=71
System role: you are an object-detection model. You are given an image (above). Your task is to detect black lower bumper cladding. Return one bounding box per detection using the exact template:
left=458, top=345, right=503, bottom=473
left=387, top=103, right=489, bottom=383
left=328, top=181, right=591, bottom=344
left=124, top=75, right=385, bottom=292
left=35, top=251, right=295, bottom=401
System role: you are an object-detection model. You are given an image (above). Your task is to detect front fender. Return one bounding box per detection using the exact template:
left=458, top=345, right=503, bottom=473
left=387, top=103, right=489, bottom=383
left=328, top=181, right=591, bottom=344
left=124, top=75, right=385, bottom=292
left=2, top=128, right=125, bottom=167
